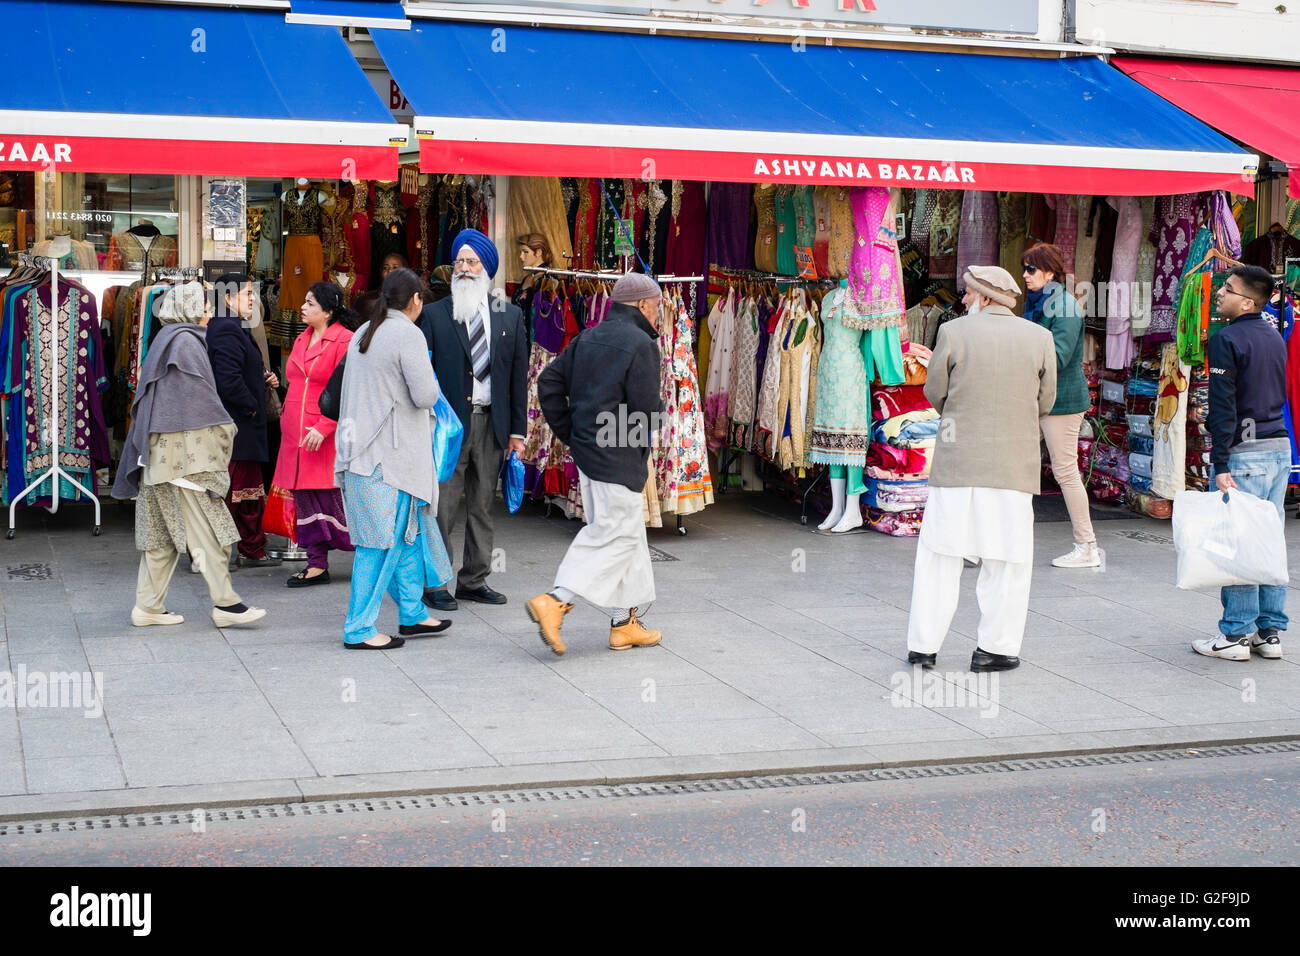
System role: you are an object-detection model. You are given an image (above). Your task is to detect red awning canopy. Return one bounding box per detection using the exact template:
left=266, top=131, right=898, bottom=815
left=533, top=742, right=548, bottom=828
left=1114, top=56, right=1300, bottom=198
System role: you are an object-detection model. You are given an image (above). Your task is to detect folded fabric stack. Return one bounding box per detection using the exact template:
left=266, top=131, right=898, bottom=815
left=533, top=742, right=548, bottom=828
left=865, top=476, right=929, bottom=513
left=866, top=349, right=934, bottom=536
left=1124, top=351, right=1164, bottom=513
left=1128, top=488, right=1173, bottom=519
left=866, top=507, right=924, bottom=536
left=1090, top=442, right=1130, bottom=483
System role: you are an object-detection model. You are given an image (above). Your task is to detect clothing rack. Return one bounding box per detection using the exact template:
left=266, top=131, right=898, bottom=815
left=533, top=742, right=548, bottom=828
left=150, top=266, right=201, bottom=282
left=523, top=266, right=705, bottom=283
left=6, top=253, right=103, bottom=539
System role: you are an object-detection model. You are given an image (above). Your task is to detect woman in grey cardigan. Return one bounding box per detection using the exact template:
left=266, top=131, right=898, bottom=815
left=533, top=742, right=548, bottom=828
left=335, top=269, right=454, bottom=649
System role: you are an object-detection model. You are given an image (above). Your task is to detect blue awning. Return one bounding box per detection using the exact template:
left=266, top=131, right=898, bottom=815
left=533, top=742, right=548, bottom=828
left=373, top=22, right=1254, bottom=194
left=2, top=0, right=406, bottom=176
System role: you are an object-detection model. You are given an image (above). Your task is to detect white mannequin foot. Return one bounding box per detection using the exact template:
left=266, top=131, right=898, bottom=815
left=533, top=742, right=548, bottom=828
left=830, top=495, right=864, bottom=533
left=818, top=477, right=848, bottom=531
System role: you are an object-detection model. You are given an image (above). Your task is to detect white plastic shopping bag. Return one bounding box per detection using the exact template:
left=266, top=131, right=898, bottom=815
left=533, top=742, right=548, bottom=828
left=1172, top=489, right=1289, bottom=589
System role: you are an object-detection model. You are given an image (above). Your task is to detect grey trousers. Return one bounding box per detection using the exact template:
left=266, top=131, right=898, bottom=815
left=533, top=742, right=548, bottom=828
left=436, top=406, right=502, bottom=591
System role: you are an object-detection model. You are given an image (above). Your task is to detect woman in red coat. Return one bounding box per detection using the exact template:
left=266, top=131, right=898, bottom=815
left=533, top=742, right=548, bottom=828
left=273, top=281, right=357, bottom=586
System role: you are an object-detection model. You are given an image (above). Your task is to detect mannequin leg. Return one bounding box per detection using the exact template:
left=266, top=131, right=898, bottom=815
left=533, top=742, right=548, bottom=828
left=830, top=465, right=866, bottom=532
left=819, top=468, right=847, bottom=531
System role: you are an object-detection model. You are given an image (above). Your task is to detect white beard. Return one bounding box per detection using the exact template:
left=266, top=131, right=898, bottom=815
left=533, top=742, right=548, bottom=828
left=451, top=271, right=492, bottom=324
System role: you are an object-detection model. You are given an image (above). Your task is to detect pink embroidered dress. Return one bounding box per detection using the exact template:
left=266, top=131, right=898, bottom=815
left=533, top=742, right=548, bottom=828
left=841, top=187, right=905, bottom=332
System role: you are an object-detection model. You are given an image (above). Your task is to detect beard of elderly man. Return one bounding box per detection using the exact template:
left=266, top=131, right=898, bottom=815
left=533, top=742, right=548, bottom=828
left=451, top=268, right=493, bottom=324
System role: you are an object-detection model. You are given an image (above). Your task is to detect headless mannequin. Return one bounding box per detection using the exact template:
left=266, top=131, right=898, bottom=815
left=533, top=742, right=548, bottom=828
left=817, top=279, right=870, bottom=533
left=292, top=177, right=328, bottom=208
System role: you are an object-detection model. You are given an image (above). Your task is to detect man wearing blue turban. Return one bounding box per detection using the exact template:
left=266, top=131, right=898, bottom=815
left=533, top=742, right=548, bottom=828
left=418, top=228, right=529, bottom=610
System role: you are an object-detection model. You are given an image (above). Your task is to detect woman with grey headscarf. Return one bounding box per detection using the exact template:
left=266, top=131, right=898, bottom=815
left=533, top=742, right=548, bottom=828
left=111, top=282, right=266, bottom=629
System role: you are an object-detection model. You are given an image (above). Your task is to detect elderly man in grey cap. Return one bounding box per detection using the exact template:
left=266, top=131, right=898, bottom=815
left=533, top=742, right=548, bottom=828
left=905, top=265, right=1057, bottom=673
left=527, top=272, right=665, bottom=656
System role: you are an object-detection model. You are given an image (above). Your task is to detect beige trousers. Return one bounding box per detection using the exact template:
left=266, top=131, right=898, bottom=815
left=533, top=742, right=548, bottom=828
left=1040, top=412, right=1096, bottom=545
left=135, top=486, right=241, bottom=612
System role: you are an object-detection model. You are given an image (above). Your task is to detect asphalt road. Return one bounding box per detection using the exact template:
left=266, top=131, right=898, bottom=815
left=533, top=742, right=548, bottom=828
left=2, top=750, right=1296, bottom=868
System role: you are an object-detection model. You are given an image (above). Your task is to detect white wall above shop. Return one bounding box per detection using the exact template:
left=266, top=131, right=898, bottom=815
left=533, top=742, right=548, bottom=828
left=1074, top=0, right=1300, bottom=63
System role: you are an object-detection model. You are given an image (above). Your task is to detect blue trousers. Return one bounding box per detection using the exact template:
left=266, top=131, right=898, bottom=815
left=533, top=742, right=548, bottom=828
left=1215, top=448, right=1291, bottom=637
left=343, top=492, right=449, bottom=644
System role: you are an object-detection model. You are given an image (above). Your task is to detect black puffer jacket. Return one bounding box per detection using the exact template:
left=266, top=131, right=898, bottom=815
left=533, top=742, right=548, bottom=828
left=538, top=302, right=663, bottom=492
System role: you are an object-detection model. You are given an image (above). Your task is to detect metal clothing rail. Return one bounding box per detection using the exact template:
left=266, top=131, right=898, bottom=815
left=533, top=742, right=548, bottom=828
left=7, top=254, right=102, bottom=539
left=523, top=266, right=704, bottom=282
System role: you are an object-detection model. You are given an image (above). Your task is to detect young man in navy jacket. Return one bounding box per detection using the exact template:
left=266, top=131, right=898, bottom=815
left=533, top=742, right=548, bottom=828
left=1194, top=265, right=1290, bottom=661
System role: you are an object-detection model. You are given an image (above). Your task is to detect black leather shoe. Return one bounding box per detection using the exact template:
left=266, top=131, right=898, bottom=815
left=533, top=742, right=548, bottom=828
left=907, top=651, right=937, bottom=669
left=399, top=620, right=452, bottom=637
left=423, top=588, right=458, bottom=612
left=455, top=584, right=507, bottom=605
left=970, top=648, right=1020, bottom=672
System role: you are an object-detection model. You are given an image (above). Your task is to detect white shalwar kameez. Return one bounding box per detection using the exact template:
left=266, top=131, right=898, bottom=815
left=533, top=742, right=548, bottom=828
left=554, top=470, right=656, bottom=615
left=906, top=485, right=1034, bottom=657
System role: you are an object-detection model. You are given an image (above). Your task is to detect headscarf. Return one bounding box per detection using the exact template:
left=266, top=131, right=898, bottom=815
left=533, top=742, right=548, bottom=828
left=156, top=281, right=207, bottom=325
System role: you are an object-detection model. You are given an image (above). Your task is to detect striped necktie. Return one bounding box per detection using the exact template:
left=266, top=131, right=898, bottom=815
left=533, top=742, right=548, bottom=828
left=467, top=306, right=489, bottom=381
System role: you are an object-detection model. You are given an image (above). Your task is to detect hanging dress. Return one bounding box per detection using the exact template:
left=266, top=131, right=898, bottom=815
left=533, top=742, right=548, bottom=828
left=272, top=188, right=324, bottom=348
left=842, top=187, right=905, bottom=331
left=1106, top=195, right=1142, bottom=371
left=812, top=186, right=833, bottom=278
left=955, top=191, right=999, bottom=292
left=808, top=288, right=869, bottom=467
left=827, top=187, right=854, bottom=279
left=753, top=300, right=790, bottom=461
left=652, top=298, right=681, bottom=510
left=1046, top=194, right=1079, bottom=277
left=727, top=295, right=761, bottom=450
left=667, top=292, right=714, bottom=516
left=1148, top=193, right=1199, bottom=342
left=703, top=288, right=737, bottom=450
left=753, top=184, right=779, bottom=273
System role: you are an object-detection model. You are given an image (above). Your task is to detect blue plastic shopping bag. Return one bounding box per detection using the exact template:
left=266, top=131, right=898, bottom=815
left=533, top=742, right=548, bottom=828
left=501, top=450, right=525, bottom=514
left=431, top=394, right=464, bottom=483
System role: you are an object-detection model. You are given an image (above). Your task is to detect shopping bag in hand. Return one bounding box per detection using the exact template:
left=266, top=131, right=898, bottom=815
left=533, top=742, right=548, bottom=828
left=1172, top=488, right=1288, bottom=589
left=262, top=484, right=297, bottom=541
left=500, top=450, right=525, bottom=514
left=432, top=393, right=465, bottom=483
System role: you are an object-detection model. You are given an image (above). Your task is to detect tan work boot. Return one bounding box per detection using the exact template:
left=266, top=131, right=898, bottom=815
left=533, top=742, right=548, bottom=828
left=526, top=593, right=573, bottom=656
left=609, top=610, right=662, bottom=651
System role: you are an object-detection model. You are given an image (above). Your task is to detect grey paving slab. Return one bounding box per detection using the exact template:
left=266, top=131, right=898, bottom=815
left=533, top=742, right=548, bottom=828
left=453, top=705, right=654, bottom=757
left=18, top=716, right=116, bottom=760
left=300, top=735, right=498, bottom=777
left=615, top=716, right=829, bottom=756
left=396, top=672, right=598, bottom=717
left=94, top=659, right=257, bottom=698
left=584, top=680, right=779, bottom=725
left=115, top=742, right=316, bottom=789
left=25, top=756, right=125, bottom=794
left=1046, top=661, right=1234, bottom=699
left=1124, top=692, right=1300, bottom=725
left=494, top=744, right=667, bottom=766
left=103, top=691, right=283, bottom=734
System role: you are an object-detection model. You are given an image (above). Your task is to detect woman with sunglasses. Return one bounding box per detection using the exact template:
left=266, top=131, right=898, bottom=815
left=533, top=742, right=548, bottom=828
left=1022, top=242, right=1098, bottom=569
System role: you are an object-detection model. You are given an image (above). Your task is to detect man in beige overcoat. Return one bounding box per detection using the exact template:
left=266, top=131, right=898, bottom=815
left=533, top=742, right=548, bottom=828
left=906, top=265, right=1057, bottom=672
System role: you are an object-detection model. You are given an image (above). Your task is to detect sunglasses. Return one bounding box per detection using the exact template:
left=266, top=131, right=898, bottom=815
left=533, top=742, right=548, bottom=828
left=1022, top=264, right=1038, bottom=274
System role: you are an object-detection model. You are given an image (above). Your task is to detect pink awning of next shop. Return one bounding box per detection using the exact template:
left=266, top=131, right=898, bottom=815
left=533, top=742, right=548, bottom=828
left=1114, top=56, right=1300, bottom=198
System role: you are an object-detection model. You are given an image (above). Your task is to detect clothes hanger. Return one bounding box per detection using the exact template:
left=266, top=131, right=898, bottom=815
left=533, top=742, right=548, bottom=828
left=1186, top=246, right=1244, bottom=275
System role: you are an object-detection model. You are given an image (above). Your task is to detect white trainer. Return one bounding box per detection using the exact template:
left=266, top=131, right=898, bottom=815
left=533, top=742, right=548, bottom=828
left=131, top=607, right=184, bottom=627
left=1052, top=542, right=1101, bottom=568
left=1251, top=629, right=1284, bottom=660
left=1192, top=635, right=1251, bottom=661
left=211, top=605, right=267, bottom=628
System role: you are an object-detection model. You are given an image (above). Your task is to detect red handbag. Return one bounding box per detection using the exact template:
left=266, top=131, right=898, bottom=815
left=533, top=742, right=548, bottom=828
left=262, top=484, right=297, bottom=541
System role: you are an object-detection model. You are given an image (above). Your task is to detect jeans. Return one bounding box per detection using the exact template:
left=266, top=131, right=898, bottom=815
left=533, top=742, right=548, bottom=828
left=1214, top=448, right=1290, bottom=637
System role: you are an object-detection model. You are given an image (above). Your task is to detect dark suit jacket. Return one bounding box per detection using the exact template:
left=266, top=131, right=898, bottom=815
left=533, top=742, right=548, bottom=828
left=418, top=296, right=528, bottom=450
left=205, top=314, right=268, bottom=462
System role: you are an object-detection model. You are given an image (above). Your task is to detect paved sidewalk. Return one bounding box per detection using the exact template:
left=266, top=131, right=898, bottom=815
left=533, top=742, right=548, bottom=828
left=2, top=491, right=1299, bottom=819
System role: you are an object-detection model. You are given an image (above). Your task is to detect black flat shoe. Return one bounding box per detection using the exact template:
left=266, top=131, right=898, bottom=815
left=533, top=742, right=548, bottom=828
left=399, top=620, right=452, bottom=637
left=344, top=635, right=406, bottom=650
left=970, top=648, right=1020, bottom=672
left=423, top=588, right=458, bottom=612
left=907, top=651, right=937, bottom=669
left=287, top=569, right=330, bottom=588
left=455, top=584, right=507, bottom=605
